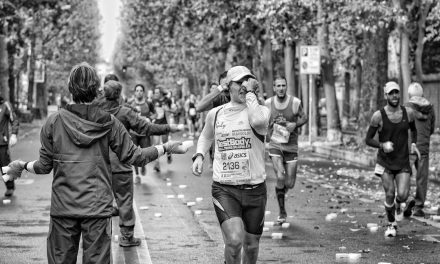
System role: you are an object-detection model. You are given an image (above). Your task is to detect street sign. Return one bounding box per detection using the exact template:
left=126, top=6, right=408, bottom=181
left=300, top=46, right=320, bottom=75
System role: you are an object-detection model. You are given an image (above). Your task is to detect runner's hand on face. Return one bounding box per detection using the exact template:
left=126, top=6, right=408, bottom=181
left=192, top=157, right=203, bottom=177
left=242, top=78, right=259, bottom=93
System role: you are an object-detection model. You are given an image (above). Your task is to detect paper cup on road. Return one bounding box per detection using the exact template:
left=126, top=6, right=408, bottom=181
left=264, top=221, right=275, bottom=227
left=369, top=226, right=379, bottom=233
left=167, top=195, right=175, bottom=199
left=177, top=194, right=184, bottom=199
left=187, top=201, right=196, bottom=207
left=265, top=210, right=271, bottom=215
left=263, top=227, right=270, bottom=232
left=325, top=213, right=338, bottom=221
left=194, top=210, right=202, bottom=215
left=179, top=185, right=187, bottom=189
left=139, top=206, right=149, bottom=210
left=271, top=233, right=283, bottom=239
left=281, top=223, right=290, bottom=229
left=196, top=197, right=203, bottom=202
left=114, top=235, right=119, bottom=242
left=154, top=213, right=162, bottom=217
left=166, top=182, right=172, bottom=186
left=2, top=199, right=11, bottom=205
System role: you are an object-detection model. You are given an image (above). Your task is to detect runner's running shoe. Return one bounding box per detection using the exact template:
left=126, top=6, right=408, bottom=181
left=4, top=189, right=14, bottom=197
left=277, top=211, right=287, bottom=224
left=384, top=222, right=397, bottom=237
left=403, top=200, right=416, bottom=217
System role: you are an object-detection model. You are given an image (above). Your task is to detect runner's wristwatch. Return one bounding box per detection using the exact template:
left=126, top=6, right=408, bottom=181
left=192, top=153, right=204, bottom=162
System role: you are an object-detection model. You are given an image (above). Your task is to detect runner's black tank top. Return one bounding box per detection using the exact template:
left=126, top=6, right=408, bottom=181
left=377, top=106, right=410, bottom=171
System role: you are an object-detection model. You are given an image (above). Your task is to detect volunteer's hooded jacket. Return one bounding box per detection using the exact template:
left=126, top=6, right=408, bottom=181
left=94, top=99, right=170, bottom=173
left=406, top=96, right=435, bottom=156
left=32, top=104, right=159, bottom=218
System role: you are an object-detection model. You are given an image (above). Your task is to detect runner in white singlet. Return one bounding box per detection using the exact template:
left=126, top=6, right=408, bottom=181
left=192, top=66, right=270, bottom=264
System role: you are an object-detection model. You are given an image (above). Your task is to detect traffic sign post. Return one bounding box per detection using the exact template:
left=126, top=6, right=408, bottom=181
left=300, top=46, right=320, bottom=145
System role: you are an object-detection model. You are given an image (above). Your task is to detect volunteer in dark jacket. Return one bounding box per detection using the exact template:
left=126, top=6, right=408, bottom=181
left=0, top=97, right=19, bottom=197
left=5, top=62, right=187, bottom=264
left=94, top=80, right=181, bottom=247
left=405, top=82, right=435, bottom=217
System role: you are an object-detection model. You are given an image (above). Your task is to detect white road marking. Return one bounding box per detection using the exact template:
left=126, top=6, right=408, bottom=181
left=133, top=199, right=153, bottom=264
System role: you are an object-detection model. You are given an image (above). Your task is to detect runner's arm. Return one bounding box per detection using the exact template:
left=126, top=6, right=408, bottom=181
left=295, top=104, right=308, bottom=128
left=406, top=107, right=417, bottom=144
left=246, top=93, right=270, bottom=134
left=365, top=111, right=382, bottom=149
left=196, top=86, right=225, bottom=112
left=195, top=109, right=216, bottom=157
left=125, top=107, right=170, bottom=136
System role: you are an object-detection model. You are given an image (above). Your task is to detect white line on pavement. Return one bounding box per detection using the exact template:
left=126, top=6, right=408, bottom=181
left=133, top=199, right=153, bottom=264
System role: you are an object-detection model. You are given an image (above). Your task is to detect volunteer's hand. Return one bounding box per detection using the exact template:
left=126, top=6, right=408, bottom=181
left=9, top=134, right=17, bottom=146
left=7, top=160, right=26, bottom=180
left=285, top=122, right=297, bottom=133
left=411, top=143, right=421, bottom=160
left=192, top=156, right=204, bottom=177
left=163, top=141, right=187, bottom=154
left=169, top=124, right=182, bottom=133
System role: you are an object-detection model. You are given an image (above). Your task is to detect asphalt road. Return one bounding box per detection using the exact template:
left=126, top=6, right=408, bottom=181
left=1, top=127, right=440, bottom=264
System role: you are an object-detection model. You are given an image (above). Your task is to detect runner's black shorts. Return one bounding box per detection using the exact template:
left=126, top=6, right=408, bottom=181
left=211, top=181, right=267, bottom=235
left=268, top=148, right=298, bottom=163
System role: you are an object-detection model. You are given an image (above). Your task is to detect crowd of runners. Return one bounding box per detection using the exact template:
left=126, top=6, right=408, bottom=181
left=1, top=62, right=439, bottom=264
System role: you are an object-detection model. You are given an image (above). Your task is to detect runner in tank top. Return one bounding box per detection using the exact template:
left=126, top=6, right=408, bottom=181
left=192, top=66, right=270, bottom=264
left=365, top=81, right=420, bottom=238
left=265, top=77, right=308, bottom=224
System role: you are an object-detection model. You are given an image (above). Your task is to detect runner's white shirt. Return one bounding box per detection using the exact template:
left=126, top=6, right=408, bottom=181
left=196, top=93, right=270, bottom=185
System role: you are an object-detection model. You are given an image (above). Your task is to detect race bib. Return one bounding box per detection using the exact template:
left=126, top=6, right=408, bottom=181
left=374, top=163, right=385, bottom=175
left=218, top=150, right=251, bottom=184
left=189, top=108, right=196, bottom=116
left=271, top=123, right=290, bottom=144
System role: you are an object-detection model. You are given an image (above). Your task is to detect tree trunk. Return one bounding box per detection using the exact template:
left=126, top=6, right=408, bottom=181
left=352, top=58, right=362, bottom=118
left=300, top=74, right=309, bottom=136
left=262, top=38, right=274, bottom=98
left=284, top=40, right=296, bottom=96
left=0, top=35, right=8, bottom=101
left=400, top=30, right=411, bottom=103
left=414, top=2, right=430, bottom=84
left=35, top=81, right=48, bottom=119
left=364, top=31, right=378, bottom=114
left=342, top=72, right=350, bottom=129
left=28, top=36, right=36, bottom=110
left=225, top=43, right=237, bottom=70
left=7, top=42, right=15, bottom=104
left=318, top=0, right=341, bottom=142
left=377, top=24, right=389, bottom=108
left=310, top=75, right=319, bottom=137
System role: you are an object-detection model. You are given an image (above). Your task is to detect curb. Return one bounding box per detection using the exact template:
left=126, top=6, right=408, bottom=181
left=310, top=142, right=440, bottom=184
left=311, top=143, right=375, bottom=167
